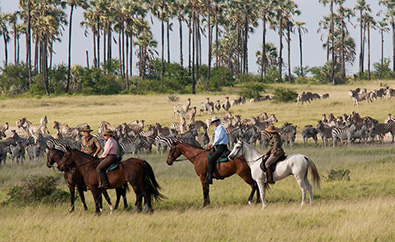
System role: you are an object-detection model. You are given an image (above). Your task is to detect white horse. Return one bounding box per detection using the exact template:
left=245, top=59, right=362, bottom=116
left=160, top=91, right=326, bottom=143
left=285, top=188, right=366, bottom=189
left=228, top=140, right=321, bottom=210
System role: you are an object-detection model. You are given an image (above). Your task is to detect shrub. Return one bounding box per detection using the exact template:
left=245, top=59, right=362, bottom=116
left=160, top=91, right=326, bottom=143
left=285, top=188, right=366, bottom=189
left=272, top=88, right=298, bottom=103
left=326, top=169, right=351, bottom=181
left=263, top=67, right=283, bottom=83
left=238, top=82, right=266, bottom=99
left=0, top=63, right=30, bottom=96
left=5, top=175, right=69, bottom=206
left=168, top=94, right=179, bottom=102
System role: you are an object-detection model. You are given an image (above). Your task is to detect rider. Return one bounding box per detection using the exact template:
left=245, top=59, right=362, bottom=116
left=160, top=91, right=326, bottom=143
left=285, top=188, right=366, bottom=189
left=264, top=125, right=284, bottom=184
left=97, top=129, right=118, bottom=189
left=81, top=125, right=101, bottom=157
left=204, top=116, right=228, bottom=185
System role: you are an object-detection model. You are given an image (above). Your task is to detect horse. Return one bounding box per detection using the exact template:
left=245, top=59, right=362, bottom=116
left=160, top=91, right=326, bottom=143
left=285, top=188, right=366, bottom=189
left=228, top=140, right=321, bottom=210
left=57, top=149, right=164, bottom=214
left=166, top=142, right=259, bottom=207
left=46, top=148, right=129, bottom=212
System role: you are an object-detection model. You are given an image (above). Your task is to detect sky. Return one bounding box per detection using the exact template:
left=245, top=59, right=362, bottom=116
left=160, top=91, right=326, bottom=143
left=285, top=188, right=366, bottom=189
left=0, top=0, right=389, bottom=76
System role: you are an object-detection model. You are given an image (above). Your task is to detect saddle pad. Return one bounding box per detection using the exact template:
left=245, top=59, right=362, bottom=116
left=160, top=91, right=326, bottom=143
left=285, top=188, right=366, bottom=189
left=208, top=155, right=228, bottom=163
left=106, top=163, right=120, bottom=173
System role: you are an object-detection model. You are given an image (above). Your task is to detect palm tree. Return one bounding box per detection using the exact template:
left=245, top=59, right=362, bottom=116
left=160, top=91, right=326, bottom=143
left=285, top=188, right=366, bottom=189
left=377, top=17, right=390, bottom=78
left=7, top=12, right=19, bottom=65
left=363, top=13, right=376, bottom=80
left=319, top=0, right=336, bottom=84
left=379, top=0, right=395, bottom=71
left=256, top=41, right=278, bottom=75
left=0, top=13, right=10, bottom=66
left=65, top=0, right=88, bottom=93
left=134, top=28, right=158, bottom=80
left=258, top=0, right=274, bottom=79
left=337, top=1, right=354, bottom=81
left=294, top=21, right=308, bottom=77
left=354, top=0, right=371, bottom=80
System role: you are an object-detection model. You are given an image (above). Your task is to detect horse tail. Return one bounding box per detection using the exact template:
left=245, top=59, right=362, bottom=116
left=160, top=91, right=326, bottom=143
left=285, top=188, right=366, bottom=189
left=306, top=156, right=321, bottom=190
left=142, top=160, right=166, bottom=201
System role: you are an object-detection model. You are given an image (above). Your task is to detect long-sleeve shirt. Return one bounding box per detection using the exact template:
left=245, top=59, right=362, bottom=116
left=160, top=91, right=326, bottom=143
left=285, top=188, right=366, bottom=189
left=100, top=137, right=118, bottom=158
left=212, top=124, right=228, bottom=146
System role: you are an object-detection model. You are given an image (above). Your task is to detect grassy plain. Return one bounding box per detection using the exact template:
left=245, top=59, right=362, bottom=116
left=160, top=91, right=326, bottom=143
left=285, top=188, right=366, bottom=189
left=0, top=80, right=394, bottom=241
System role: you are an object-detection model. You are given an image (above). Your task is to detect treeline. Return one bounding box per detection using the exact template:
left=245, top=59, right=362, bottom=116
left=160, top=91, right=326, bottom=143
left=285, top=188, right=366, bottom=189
left=1, top=0, right=395, bottom=96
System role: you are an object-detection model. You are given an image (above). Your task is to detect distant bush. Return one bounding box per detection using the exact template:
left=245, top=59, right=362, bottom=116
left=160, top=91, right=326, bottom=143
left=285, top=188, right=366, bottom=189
left=168, top=94, right=179, bottom=102
left=5, top=175, right=68, bottom=206
left=238, top=82, right=266, bottom=99
left=263, top=67, right=283, bottom=83
left=0, top=63, right=30, bottom=96
left=326, top=169, right=350, bottom=181
left=272, top=88, right=298, bottom=103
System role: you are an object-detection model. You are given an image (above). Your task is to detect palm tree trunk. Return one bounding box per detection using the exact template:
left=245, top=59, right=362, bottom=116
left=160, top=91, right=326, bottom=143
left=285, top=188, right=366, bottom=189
left=122, top=27, right=125, bottom=80
left=126, top=32, right=129, bottom=89
left=262, top=16, right=267, bottom=79
left=167, top=18, right=170, bottom=63
left=93, top=31, right=97, bottom=68
left=34, top=36, right=38, bottom=73
left=236, top=23, right=240, bottom=75
left=178, top=16, right=183, bottom=67
left=287, top=20, right=291, bottom=82
left=207, top=0, right=211, bottom=84
left=380, top=29, right=384, bottom=79
left=86, top=50, right=89, bottom=68
left=130, top=35, right=133, bottom=77
left=103, top=23, right=106, bottom=67
left=341, top=19, right=345, bottom=81
left=330, top=0, right=335, bottom=85
left=3, top=34, right=8, bottom=66
left=97, top=16, right=100, bottom=68
left=243, top=4, right=248, bottom=74
left=279, top=16, right=283, bottom=79
left=13, top=23, right=17, bottom=64
left=188, top=19, right=191, bottom=74
left=367, top=23, right=371, bottom=80
left=27, top=0, right=32, bottom=87
left=359, top=9, right=363, bottom=79
left=66, top=5, right=74, bottom=93
left=192, top=10, right=196, bottom=94
left=215, top=6, right=219, bottom=67
left=118, top=30, right=122, bottom=76
left=17, top=34, right=20, bottom=63
left=298, top=28, right=303, bottom=77
left=161, top=5, right=165, bottom=80
left=392, top=22, right=395, bottom=71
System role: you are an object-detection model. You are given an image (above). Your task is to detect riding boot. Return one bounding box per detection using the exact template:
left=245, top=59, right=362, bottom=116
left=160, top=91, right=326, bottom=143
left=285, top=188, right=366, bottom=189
left=266, top=168, right=275, bottom=184
left=203, top=172, right=213, bottom=184
left=98, top=171, right=109, bottom=189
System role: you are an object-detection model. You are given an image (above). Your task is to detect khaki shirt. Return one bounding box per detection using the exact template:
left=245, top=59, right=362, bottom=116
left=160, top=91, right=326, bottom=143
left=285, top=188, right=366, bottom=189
left=81, top=136, right=101, bottom=156
left=268, top=133, right=284, bottom=157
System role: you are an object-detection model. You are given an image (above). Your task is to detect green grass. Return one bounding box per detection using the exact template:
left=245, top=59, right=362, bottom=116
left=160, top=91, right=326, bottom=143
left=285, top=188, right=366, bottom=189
left=0, top=80, right=394, bottom=241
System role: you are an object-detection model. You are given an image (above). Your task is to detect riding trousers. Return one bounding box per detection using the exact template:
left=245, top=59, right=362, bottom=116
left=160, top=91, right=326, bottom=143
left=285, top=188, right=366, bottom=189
left=265, top=151, right=284, bottom=168
left=207, top=144, right=228, bottom=175
left=96, top=154, right=118, bottom=173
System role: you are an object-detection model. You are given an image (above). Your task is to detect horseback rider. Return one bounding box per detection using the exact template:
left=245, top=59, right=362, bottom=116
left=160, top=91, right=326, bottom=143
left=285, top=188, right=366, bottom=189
left=204, top=117, right=229, bottom=185
left=81, top=125, right=101, bottom=157
left=97, top=129, right=118, bottom=189
left=264, top=125, right=284, bottom=184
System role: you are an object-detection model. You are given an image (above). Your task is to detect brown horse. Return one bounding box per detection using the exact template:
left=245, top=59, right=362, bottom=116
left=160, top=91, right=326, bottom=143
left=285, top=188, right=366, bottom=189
left=166, top=142, right=259, bottom=207
left=46, top=148, right=129, bottom=212
left=58, top=149, right=164, bottom=214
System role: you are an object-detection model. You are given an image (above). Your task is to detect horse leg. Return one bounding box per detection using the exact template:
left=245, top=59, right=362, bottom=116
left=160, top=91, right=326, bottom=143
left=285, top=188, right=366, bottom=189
left=130, top=184, right=143, bottom=213
left=295, top=176, right=307, bottom=207
left=114, top=187, right=122, bottom=210
left=77, top=186, right=88, bottom=211
left=90, top=188, right=102, bottom=215
left=68, top=185, right=75, bottom=213
left=122, top=186, right=128, bottom=209
left=304, top=177, right=314, bottom=205
left=256, top=179, right=266, bottom=211
left=102, top=190, right=114, bottom=214
left=238, top=172, right=258, bottom=205
left=201, top=181, right=210, bottom=207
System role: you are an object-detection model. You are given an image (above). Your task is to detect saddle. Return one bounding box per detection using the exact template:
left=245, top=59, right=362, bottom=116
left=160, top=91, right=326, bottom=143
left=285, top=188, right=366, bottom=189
left=259, top=154, right=287, bottom=173
left=208, top=149, right=231, bottom=163
left=105, top=157, right=122, bottom=173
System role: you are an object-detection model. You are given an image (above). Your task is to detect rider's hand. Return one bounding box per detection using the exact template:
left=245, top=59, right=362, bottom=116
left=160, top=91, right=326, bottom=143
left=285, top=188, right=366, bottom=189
left=208, top=144, right=213, bottom=149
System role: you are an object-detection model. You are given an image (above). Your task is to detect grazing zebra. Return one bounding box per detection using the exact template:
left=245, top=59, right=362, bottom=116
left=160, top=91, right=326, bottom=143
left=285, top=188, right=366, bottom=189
left=222, top=97, right=231, bottom=111
left=26, top=143, right=41, bottom=161
left=302, top=125, right=318, bottom=147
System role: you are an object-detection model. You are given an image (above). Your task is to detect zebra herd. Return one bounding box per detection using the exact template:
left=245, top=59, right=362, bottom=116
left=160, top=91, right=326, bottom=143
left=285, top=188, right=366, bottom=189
left=302, top=112, right=395, bottom=147
left=349, top=86, right=395, bottom=105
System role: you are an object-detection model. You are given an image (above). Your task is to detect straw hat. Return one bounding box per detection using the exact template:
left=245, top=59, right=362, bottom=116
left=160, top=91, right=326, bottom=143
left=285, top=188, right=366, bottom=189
left=265, top=125, right=278, bottom=133
left=82, top=125, right=93, bottom=132
left=103, top=129, right=114, bottom=136
left=210, top=116, right=220, bottom=123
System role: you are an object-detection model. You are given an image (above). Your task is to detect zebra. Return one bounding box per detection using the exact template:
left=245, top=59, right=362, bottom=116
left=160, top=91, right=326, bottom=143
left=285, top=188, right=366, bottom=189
left=46, top=138, right=81, bottom=152
left=302, top=125, right=318, bottom=147
left=241, top=126, right=261, bottom=146
left=279, top=123, right=297, bottom=148
left=197, top=131, right=210, bottom=149
left=9, top=141, right=25, bottom=164
left=26, top=143, right=41, bottom=161
left=317, top=121, right=333, bottom=147
left=332, top=124, right=357, bottom=147
left=351, top=125, right=369, bottom=144
left=118, top=137, right=141, bottom=158
left=369, top=121, right=395, bottom=143
left=227, top=127, right=243, bottom=149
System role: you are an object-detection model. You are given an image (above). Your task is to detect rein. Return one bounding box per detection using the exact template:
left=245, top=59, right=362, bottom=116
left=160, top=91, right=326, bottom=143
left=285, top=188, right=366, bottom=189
left=236, top=142, right=265, bottom=163
left=173, top=149, right=207, bottom=162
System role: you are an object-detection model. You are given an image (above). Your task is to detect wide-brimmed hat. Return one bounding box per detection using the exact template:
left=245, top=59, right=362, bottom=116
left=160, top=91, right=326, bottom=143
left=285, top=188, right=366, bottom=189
left=103, top=129, right=114, bottom=136
left=82, top=125, right=93, bottom=132
left=210, top=116, right=220, bottom=123
left=265, top=125, right=278, bottom=133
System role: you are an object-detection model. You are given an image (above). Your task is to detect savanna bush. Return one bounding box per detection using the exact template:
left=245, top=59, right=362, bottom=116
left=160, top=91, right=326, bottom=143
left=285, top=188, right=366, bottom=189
left=5, top=175, right=68, bottom=206
left=238, top=82, right=266, bottom=99
left=272, top=88, right=298, bottom=103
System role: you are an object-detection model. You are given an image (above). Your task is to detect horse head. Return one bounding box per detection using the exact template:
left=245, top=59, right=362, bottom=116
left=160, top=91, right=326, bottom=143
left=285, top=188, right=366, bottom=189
left=58, top=148, right=74, bottom=171
left=166, top=142, right=181, bottom=166
left=46, top=148, right=64, bottom=168
left=228, top=139, right=243, bottom=160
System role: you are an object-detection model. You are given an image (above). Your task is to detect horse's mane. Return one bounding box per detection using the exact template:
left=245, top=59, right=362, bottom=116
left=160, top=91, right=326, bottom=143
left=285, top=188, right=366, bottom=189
left=176, top=142, right=206, bottom=151
left=70, top=149, right=98, bottom=161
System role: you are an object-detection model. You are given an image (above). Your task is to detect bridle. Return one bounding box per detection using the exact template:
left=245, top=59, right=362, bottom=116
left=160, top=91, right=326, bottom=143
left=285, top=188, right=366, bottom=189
left=169, top=145, right=207, bottom=162
left=232, top=141, right=265, bottom=163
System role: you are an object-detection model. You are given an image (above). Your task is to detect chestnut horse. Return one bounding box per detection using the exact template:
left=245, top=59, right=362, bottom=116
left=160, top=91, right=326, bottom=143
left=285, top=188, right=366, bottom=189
left=166, top=142, right=259, bottom=207
left=46, top=148, right=128, bottom=212
left=58, top=149, right=164, bottom=214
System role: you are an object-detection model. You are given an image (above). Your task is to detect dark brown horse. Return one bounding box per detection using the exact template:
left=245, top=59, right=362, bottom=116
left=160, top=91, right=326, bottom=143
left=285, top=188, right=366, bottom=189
left=46, top=148, right=128, bottom=212
left=166, top=142, right=259, bottom=207
left=58, top=149, right=164, bottom=214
